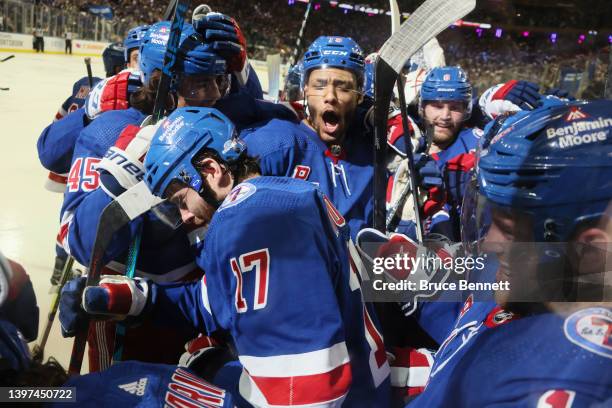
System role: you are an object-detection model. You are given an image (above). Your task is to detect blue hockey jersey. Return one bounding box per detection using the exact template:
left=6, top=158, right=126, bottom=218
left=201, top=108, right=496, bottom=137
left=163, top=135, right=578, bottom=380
left=409, top=304, right=612, bottom=407
left=54, top=362, right=234, bottom=408
left=150, top=177, right=390, bottom=407
left=241, top=119, right=374, bottom=240
left=428, top=127, right=481, bottom=240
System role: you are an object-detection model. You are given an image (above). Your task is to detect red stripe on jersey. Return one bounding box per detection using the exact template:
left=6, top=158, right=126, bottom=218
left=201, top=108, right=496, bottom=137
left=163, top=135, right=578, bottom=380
left=114, top=125, right=141, bottom=150
left=56, top=223, right=69, bottom=246
left=392, top=347, right=431, bottom=368
left=249, top=362, right=352, bottom=406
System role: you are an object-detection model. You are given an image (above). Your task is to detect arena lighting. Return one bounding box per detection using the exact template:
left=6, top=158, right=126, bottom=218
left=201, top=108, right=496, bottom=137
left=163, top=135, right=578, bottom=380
left=314, top=3, right=321, bottom=10
left=609, top=35, right=612, bottom=44
left=522, top=31, right=529, bottom=37
left=551, top=33, right=557, bottom=43
left=476, top=28, right=483, bottom=37
left=495, top=28, right=502, bottom=38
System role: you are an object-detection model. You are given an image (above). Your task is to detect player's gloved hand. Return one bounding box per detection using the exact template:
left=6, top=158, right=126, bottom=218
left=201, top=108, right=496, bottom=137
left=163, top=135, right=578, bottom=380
left=388, top=346, right=434, bottom=403
left=479, top=80, right=541, bottom=121
left=84, top=69, right=142, bottom=120
left=59, top=276, right=88, bottom=337
left=192, top=12, right=248, bottom=82
left=178, top=335, right=235, bottom=381
left=81, top=275, right=150, bottom=320
left=95, top=120, right=160, bottom=199
left=444, top=152, right=475, bottom=205
left=545, top=88, right=576, bottom=101
left=356, top=228, right=456, bottom=315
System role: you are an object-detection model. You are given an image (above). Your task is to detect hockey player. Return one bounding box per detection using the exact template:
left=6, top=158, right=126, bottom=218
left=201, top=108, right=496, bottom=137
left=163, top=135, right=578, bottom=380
left=124, top=25, right=149, bottom=70
left=366, top=99, right=612, bottom=406
left=241, top=36, right=440, bottom=241
left=59, top=106, right=390, bottom=407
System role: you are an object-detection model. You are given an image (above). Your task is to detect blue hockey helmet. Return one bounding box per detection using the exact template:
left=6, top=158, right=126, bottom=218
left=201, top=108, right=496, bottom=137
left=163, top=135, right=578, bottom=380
left=363, top=53, right=377, bottom=101
left=144, top=107, right=246, bottom=198
left=476, top=99, right=612, bottom=243
left=139, top=21, right=173, bottom=85
left=102, top=42, right=126, bottom=77
left=282, top=62, right=303, bottom=102
left=301, top=36, right=365, bottom=90
left=124, top=24, right=150, bottom=63
left=177, top=25, right=226, bottom=76
left=419, top=66, right=472, bottom=119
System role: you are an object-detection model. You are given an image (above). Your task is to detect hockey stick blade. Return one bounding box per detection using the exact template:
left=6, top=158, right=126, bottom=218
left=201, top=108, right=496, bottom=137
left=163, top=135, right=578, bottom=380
left=69, top=181, right=162, bottom=375
left=372, top=0, right=476, bottom=232
left=1, top=55, right=14, bottom=62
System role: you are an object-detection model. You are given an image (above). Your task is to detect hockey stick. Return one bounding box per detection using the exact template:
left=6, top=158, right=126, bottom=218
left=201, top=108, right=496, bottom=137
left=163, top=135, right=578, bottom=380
left=39, top=256, right=75, bottom=356
left=0, top=55, right=14, bottom=62
left=289, top=0, right=313, bottom=67
left=68, top=182, right=162, bottom=375
left=372, top=0, right=476, bottom=233
left=84, top=57, right=93, bottom=88
left=153, top=0, right=190, bottom=122
left=389, top=0, right=401, bottom=35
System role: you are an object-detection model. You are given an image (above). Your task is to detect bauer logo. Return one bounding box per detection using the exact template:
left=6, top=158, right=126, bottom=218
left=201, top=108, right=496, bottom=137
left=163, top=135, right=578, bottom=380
left=564, top=307, right=612, bottom=359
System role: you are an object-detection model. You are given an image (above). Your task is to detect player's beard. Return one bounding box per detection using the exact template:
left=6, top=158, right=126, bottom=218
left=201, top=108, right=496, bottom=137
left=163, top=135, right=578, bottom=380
left=199, top=179, right=224, bottom=212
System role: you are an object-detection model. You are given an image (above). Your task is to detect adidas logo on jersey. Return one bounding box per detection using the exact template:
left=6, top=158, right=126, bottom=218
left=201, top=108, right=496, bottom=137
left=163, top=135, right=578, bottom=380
left=118, top=377, right=148, bottom=397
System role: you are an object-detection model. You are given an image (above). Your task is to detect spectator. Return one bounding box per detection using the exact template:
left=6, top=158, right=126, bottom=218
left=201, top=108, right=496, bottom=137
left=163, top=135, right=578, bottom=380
left=64, top=30, right=73, bottom=54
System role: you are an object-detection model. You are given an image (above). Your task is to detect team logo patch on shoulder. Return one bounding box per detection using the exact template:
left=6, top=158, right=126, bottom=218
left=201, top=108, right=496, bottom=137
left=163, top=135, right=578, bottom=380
left=219, top=182, right=256, bottom=211
left=484, top=306, right=517, bottom=328
left=564, top=307, right=612, bottom=359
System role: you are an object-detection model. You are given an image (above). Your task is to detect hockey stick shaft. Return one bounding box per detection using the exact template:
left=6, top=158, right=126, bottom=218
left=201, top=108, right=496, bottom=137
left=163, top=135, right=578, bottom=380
left=39, top=256, right=75, bottom=355
left=84, top=58, right=93, bottom=88
left=111, top=225, right=142, bottom=364
left=68, top=182, right=162, bottom=375
left=152, top=0, right=190, bottom=122
left=1, top=55, right=14, bottom=62
left=396, top=75, right=423, bottom=241
left=289, top=1, right=313, bottom=67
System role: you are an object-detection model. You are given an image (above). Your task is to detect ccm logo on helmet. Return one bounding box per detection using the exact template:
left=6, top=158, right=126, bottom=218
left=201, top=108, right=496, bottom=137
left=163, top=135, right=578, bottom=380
left=322, top=50, right=348, bottom=56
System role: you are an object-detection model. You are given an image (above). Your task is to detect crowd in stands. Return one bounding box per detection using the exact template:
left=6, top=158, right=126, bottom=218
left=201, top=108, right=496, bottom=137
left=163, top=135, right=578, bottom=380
left=7, top=0, right=610, bottom=96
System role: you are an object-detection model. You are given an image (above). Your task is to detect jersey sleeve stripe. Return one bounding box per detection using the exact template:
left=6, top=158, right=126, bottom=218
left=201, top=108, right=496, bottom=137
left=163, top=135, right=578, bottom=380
left=238, top=341, right=350, bottom=377
left=239, top=363, right=351, bottom=407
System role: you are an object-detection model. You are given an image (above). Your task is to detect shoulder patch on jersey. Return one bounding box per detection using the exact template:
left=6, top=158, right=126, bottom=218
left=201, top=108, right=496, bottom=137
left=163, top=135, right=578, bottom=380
left=484, top=306, right=517, bottom=328
left=563, top=307, right=612, bottom=359
left=292, top=165, right=311, bottom=180
left=219, top=182, right=257, bottom=211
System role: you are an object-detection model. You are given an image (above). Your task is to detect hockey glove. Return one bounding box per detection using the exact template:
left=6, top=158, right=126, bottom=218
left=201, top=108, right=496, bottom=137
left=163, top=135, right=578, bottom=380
left=82, top=275, right=150, bottom=319
left=85, top=69, right=142, bottom=120
left=95, top=120, right=160, bottom=199
left=545, top=88, right=576, bottom=101
left=478, top=80, right=541, bottom=121
left=178, top=335, right=235, bottom=381
left=355, top=228, right=456, bottom=315
left=192, top=12, right=249, bottom=85
left=59, top=276, right=88, bottom=337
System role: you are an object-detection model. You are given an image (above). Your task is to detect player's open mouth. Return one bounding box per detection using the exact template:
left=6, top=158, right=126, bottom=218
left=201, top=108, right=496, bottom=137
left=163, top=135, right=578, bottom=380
left=322, top=110, right=340, bottom=134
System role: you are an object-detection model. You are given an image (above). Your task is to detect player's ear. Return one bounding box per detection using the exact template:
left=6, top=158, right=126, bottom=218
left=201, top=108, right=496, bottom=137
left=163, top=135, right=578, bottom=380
left=572, top=226, right=609, bottom=276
